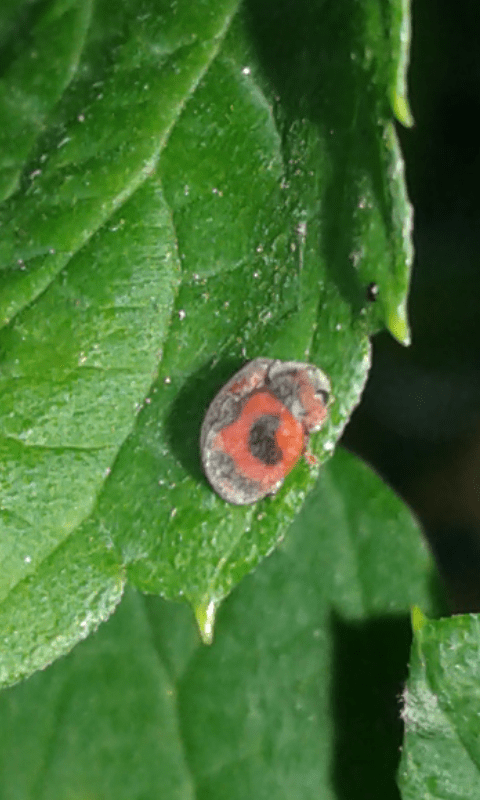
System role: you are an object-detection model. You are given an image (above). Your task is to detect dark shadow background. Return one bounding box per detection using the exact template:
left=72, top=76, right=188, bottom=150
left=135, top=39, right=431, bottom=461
left=342, top=0, right=480, bottom=613
left=330, top=614, right=412, bottom=800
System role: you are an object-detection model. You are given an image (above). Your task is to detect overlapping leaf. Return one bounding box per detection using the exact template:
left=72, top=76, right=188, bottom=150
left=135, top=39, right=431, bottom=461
left=399, top=614, right=480, bottom=799
left=0, top=449, right=442, bottom=799
left=1, top=0, right=413, bottom=684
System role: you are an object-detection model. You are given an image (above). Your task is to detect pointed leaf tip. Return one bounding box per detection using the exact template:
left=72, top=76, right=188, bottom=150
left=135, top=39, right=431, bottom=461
left=411, top=605, right=428, bottom=633
left=393, top=91, right=414, bottom=128
left=387, top=301, right=411, bottom=345
left=194, top=597, right=218, bottom=645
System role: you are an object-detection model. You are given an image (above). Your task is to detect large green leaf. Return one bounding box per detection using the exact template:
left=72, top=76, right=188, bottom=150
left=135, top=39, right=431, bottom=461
left=0, top=449, right=442, bottom=799
left=398, top=614, right=480, bottom=799
left=1, top=0, right=413, bottom=684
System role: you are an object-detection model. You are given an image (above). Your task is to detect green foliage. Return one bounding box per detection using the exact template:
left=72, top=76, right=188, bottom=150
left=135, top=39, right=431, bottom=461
left=0, top=0, right=94, bottom=202
left=399, top=615, right=480, bottom=799
left=0, top=0, right=413, bottom=684
left=0, top=449, right=442, bottom=799
left=0, top=0, right=454, bottom=796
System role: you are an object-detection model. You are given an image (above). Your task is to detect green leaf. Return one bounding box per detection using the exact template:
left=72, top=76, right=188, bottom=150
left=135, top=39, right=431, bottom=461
left=0, top=0, right=239, bottom=685
left=0, top=449, right=442, bottom=798
left=1, top=0, right=414, bottom=683
left=398, top=615, right=480, bottom=800
left=0, top=0, right=239, bottom=325
left=0, top=0, right=94, bottom=202
left=0, top=588, right=195, bottom=800
left=175, top=450, right=442, bottom=800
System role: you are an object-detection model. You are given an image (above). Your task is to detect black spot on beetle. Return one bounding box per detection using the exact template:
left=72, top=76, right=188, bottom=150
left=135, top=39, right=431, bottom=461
left=249, top=414, right=282, bottom=465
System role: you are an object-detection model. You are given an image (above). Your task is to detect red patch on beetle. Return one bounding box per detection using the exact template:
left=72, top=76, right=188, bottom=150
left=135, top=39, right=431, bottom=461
left=200, top=359, right=331, bottom=505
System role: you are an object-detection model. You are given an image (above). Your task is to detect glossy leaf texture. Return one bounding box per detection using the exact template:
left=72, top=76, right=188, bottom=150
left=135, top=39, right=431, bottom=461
left=398, top=614, right=480, bottom=800
left=0, top=450, right=443, bottom=799
left=1, top=0, right=413, bottom=684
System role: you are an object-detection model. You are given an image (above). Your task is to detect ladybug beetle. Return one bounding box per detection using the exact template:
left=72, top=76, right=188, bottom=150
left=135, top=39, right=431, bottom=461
left=200, top=359, right=331, bottom=505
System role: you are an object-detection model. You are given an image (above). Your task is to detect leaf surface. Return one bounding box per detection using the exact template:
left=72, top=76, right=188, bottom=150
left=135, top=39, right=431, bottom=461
left=0, top=449, right=443, bottom=799
left=0, top=0, right=94, bottom=202
left=398, top=614, right=480, bottom=800
left=1, top=0, right=413, bottom=683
